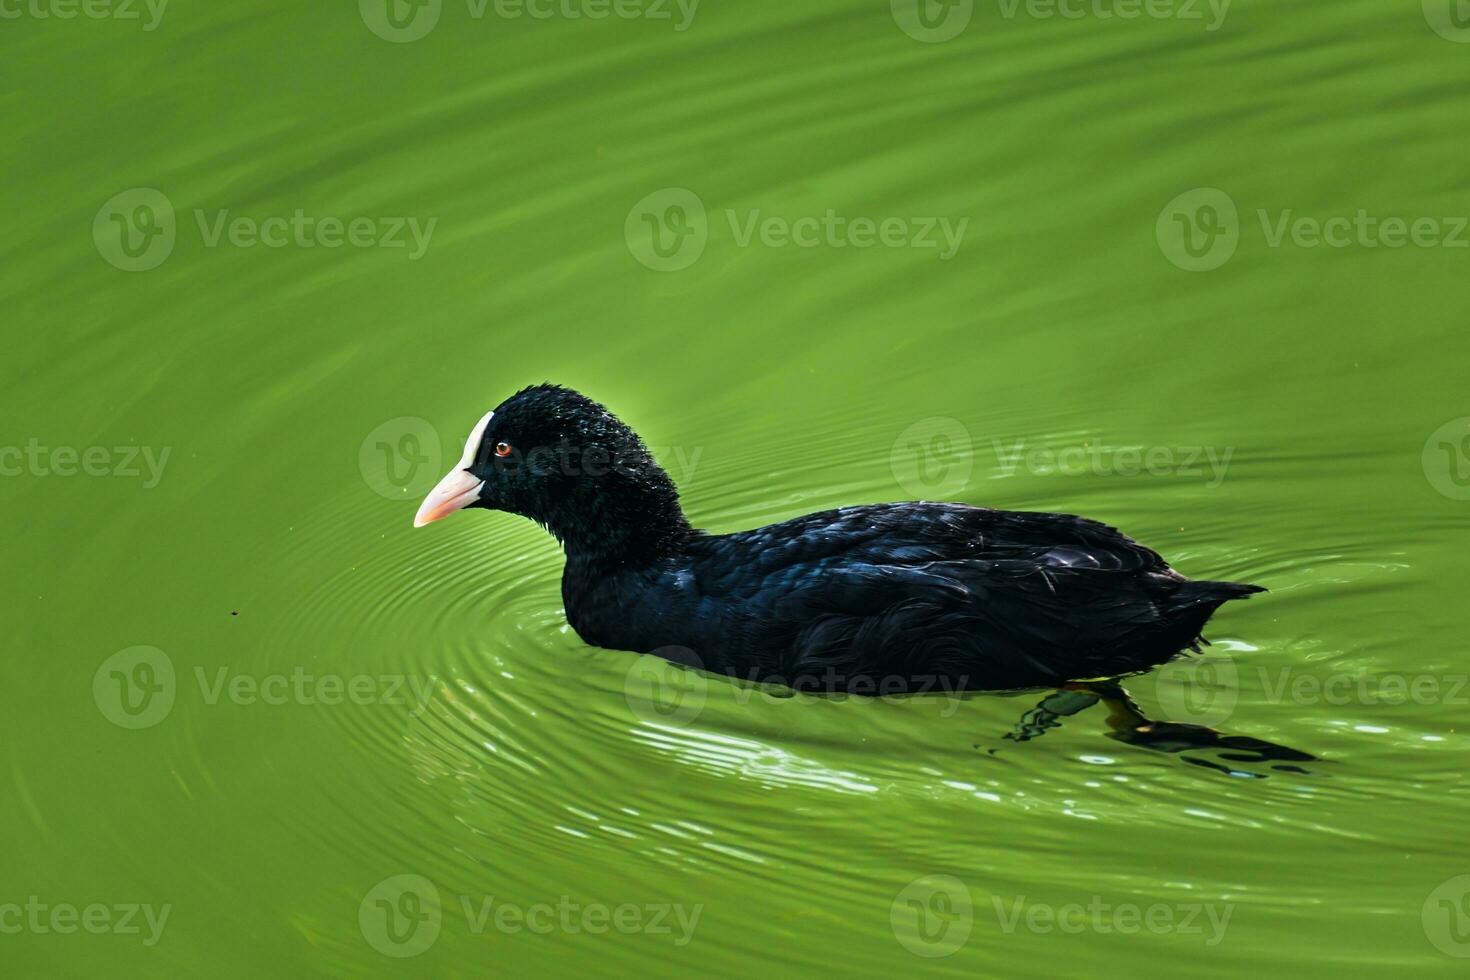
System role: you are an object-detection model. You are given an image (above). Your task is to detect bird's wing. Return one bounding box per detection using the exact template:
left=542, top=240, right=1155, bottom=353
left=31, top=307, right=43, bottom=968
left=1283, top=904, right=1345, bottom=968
left=695, top=502, right=1172, bottom=584
left=690, top=502, right=1180, bottom=688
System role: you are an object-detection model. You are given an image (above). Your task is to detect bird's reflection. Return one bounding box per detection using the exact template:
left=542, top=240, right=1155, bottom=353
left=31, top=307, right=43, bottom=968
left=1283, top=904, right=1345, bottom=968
left=1004, top=680, right=1318, bottom=778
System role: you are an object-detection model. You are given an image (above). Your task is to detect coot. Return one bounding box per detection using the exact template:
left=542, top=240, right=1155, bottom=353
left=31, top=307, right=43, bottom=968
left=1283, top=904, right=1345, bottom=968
left=414, top=385, right=1263, bottom=693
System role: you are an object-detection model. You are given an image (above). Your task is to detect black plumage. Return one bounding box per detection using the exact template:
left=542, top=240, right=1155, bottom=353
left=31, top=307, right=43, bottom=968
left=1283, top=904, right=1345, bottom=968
left=423, top=385, right=1264, bottom=693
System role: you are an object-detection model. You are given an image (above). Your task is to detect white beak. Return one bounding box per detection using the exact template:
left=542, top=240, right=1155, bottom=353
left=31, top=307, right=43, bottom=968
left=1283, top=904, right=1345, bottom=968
left=413, top=468, right=484, bottom=528
left=413, top=409, right=494, bottom=528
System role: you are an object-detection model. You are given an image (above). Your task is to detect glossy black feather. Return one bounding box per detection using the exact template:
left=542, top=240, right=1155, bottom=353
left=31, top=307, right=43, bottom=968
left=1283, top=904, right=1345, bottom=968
left=459, top=386, right=1264, bottom=693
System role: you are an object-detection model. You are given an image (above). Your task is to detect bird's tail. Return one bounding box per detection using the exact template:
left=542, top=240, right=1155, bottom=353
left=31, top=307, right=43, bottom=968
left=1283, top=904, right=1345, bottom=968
left=1163, top=580, right=1266, bottom=655
left=1171, top=579, right=1267, bottom=608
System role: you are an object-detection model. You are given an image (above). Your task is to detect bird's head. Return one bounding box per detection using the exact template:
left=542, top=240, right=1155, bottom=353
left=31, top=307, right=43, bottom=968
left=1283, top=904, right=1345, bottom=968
left=413, top=384, right=690, bottom=561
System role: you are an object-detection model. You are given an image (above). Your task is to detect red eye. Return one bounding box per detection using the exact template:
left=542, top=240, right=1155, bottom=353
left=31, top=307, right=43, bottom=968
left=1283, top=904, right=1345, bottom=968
left=494, top=442, right=512, bottom=457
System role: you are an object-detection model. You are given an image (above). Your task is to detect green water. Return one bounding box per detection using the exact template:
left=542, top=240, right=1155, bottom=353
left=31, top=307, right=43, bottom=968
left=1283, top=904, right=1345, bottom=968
left=5, top=1, right=1470, bottom=976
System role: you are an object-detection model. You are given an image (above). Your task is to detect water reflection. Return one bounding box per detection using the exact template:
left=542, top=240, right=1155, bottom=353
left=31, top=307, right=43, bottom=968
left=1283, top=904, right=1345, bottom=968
left=1005, top=678, right=1319, bottom=779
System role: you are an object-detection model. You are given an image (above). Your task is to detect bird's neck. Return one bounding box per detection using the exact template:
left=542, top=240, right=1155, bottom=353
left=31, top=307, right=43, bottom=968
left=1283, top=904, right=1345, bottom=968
left=540, top=469, right=693, bottom=568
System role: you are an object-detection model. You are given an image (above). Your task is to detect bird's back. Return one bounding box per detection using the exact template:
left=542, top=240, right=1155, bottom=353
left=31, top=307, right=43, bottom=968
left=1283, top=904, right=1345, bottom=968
left=566, top=502, right=1259, bottom=692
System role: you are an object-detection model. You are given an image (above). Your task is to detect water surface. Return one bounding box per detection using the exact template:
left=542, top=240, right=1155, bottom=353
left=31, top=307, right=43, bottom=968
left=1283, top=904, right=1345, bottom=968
left=3, top=1, right=1469, bottom=976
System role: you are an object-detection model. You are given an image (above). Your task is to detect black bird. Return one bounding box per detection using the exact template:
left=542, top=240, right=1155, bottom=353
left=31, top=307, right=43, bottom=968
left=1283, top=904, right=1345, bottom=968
left=414, top=385, right=1264, bottom=694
